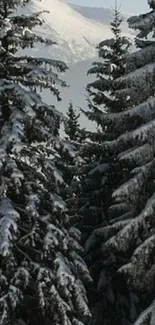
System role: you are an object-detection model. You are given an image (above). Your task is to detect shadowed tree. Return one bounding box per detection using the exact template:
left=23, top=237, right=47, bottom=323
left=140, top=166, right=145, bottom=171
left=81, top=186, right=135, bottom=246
left=0, top=1, right=91, bottom=325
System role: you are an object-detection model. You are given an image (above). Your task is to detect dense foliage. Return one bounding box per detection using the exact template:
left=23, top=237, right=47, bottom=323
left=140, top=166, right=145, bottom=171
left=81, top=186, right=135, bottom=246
left=1, top=1, right=155, bottom=325
left=83, top=1, right=155, bottom=324
left=0, top=1, right=91, bottom=325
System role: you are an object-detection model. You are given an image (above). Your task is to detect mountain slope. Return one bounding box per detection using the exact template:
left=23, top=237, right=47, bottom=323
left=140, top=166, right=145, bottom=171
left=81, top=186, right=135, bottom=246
left=70, top=4, right=132, bottom=35
left=22, top=0, right=132, bottom=130
left=69, top=4, right=114, bottom=25
left=28, top=0, right=113, bottom=63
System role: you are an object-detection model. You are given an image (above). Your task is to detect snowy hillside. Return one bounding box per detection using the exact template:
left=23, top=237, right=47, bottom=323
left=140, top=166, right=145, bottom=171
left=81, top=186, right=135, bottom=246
left=70, top=4, right=114, bottom=25
left=22, top=0, right=132, bottom=130
left=41, top=58, right=96, bottom=130
left=28, top=0, right=113, bottom=64
left=70, top=4, right=132, bottom=35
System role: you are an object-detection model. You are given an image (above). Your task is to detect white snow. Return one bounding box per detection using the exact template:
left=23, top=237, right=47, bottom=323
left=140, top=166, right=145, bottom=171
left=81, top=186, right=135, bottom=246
left=0, top=198, right=20, bottom=256
left=133, top=298, right=155, bottom=325
left=28, top=0, right=113, bottom=63
left=19, top=0, right=132, bottom=129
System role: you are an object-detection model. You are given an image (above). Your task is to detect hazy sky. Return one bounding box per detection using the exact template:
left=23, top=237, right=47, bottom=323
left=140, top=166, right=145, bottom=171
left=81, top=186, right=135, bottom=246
left=68, top=0, right=149, bottom=14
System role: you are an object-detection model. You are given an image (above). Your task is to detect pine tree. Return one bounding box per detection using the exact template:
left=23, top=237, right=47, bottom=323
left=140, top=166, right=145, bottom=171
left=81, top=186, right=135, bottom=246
left=80, top=3, right=131, bottom=243
left=76, top=6, right=133, bottom=325
left=85, top=0, right=155, bottom=324
left=64, top=102, right=80, bottom=141
left=86, top=3, right=131, bottom=141
left=0, top=1, right=91, bottom=325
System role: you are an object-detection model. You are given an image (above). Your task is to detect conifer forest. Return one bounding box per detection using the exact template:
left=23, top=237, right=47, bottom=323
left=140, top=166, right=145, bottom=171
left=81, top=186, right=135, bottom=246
left=0, top=0, right=155, bottom=324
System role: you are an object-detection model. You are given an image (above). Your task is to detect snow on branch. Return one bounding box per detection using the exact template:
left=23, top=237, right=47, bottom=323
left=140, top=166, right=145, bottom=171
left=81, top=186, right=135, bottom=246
left=104, top=192, right=155, bottom=254
left=133, top=299, right=155, bottom=324
left=11, top=10, right=50, bottom=28
left=18, top=56, right=68, bottom=72
left=0, top=197, right=19, bottom=256
left=104, top=119, right=155, bottom=153
left=95, top=96, right=155, bottom=132
left=126, top=42, right=155, bottom=72
left=128, top=10, right=155, bottom=38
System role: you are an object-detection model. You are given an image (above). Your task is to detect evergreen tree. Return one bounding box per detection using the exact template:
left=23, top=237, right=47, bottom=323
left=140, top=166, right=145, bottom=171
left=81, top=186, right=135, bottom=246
left=64, top=102, right=80, bottom=141
left=80, top=3, right=131, bottom=244
left=0, top=1, right=91, bottom=325
left=86, top=3, right=131, bottom=140
left=85, top=0, right=155, bottom=324
left=76, top=6, right=133, bottom=325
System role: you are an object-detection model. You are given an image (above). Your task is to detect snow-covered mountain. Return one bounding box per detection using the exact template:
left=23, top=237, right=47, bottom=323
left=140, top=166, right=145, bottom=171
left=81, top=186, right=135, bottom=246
left=28, top=0, right=113, bottom=64
left=23, top=0, right=132, bottom=129
left=70, top=4, right=131, bottom=34
left=70, top=4, right=116, bottom=25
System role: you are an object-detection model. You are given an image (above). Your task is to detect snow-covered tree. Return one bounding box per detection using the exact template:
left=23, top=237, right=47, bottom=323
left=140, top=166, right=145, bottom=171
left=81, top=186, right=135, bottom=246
left=85, top=0, right=155, bottom=324
left=80, top=3, right=131, bottom=246
left=80, top=3, right=131, bottom=216
left=77, top=7, right=132, bottom=246
left=64, top=102, right=80, bottom=141
left=85, top=4, right=131, bottom=141
left=0, top=1, right=91, bottom=325
left=74, top=6, right=134, bottom=325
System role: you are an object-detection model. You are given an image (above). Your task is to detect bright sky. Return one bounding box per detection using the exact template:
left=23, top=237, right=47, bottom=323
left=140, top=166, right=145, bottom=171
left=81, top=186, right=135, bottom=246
left=68, top=0, right=149, bottom=14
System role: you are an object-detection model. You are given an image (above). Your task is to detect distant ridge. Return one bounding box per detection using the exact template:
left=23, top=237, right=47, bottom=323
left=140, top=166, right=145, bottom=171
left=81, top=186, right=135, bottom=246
left=69, top=4, right=114, bottom=25
left=69, top=3, right=130, bottom=34
left=29, top=0, right=113, bottom=64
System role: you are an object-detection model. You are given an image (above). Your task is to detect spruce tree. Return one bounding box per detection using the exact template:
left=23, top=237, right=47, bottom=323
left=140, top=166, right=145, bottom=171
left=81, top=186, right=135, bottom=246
left=86, top=3, right=131, bottom=140
left=86, top=0, right=155, bottom=324
left=64, top=102, right=80, bottom=141
left=77, top=6, right=133, bottom=325
left=80, top=4, right=131, bottom=241
left=0, top=1, right=91, bottom=325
